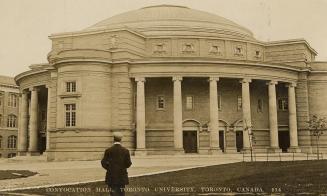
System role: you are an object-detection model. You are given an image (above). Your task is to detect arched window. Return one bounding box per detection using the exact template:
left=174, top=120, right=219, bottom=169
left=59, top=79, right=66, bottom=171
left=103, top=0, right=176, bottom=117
left=7, top=135, right=17, bottom=149
left=0, top=135, right=2, bottom=149
left=7, top=115, right=17, bottom=128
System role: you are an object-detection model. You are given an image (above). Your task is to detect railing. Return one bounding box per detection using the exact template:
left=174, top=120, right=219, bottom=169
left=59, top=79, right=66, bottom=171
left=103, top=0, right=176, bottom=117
left=242, top=151, right=325, bottom=162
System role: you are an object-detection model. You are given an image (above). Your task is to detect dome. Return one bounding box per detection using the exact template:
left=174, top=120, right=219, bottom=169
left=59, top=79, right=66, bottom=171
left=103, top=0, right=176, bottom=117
left=87, top=5, right=254, bottom=40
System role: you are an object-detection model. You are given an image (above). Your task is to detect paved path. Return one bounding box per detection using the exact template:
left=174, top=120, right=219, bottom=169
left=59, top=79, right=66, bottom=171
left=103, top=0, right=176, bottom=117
left=0, top=154, right=244, bottom=191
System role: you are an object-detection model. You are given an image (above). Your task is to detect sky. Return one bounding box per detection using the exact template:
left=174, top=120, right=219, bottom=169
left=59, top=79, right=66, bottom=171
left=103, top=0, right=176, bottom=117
left=0, top=0, right=326, bottom=77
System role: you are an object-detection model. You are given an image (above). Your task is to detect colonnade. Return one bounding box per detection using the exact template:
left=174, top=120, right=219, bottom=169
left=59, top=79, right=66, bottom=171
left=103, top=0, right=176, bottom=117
left=134, top=76, right=300, bottom=154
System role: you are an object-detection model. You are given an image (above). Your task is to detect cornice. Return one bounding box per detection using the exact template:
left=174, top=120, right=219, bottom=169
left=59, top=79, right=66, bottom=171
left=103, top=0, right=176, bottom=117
left=49, top=27, right=146, bottom=39
left=266, top=39, right=318, bottom=55
left=14, top=69, right=49, bottom=84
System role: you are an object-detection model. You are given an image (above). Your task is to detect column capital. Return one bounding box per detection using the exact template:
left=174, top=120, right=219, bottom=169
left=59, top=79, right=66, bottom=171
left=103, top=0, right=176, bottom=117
left=29, top=86, right=39, bottom=92
left=172, top=76, right=183, bottom=82
left=286, top=82, right=297, bottom=88
left=240, top=78, right=252, bottom=84
left=266, top=80, right=278, bottom=86
left=209, top=76, right=220, bottom=82
left=135, top=77, right=146, bottom=82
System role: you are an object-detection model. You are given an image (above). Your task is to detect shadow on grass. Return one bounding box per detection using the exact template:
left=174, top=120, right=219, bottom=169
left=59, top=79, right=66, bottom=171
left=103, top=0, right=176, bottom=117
left=0, top=170, right=37, bottom=180
left=5, top=160, right=327, bottom=195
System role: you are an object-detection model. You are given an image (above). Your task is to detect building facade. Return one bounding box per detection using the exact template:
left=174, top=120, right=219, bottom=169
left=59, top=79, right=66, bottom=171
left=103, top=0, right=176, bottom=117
left=15, top=5, right=327, bottom=160
left=0, top=75, right=19, bottom=158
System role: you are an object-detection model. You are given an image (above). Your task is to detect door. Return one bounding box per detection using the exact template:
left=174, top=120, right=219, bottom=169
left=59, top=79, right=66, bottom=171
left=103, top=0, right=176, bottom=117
left=278, top=131, right=290, bottom=152
left=236, top=131, right=243, bottom=152
left=183, top=131, right=198, bottom=153
left=219, top=131, right=225, bottom=152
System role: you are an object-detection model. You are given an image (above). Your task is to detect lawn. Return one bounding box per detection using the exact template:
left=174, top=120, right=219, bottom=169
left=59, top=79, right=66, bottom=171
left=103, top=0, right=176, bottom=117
left=6, top=160, right=327, bottom=195
left=0, top=170, right=37, bottom=180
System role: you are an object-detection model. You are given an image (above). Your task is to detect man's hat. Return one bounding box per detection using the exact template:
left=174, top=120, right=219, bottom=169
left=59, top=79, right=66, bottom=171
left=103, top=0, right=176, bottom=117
left=113, top=132, right=123, bottom=141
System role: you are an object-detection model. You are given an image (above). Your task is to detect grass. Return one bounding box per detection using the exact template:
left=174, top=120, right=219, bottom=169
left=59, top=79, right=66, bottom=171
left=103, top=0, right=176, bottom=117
left=0, top=170, right=37, bottom=180
left=6, top=160, right=327, bottom=195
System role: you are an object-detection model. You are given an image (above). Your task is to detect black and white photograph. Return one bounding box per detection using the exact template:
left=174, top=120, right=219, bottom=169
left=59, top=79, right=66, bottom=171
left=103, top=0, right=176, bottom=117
left=0, top=0, right=327, bottom=195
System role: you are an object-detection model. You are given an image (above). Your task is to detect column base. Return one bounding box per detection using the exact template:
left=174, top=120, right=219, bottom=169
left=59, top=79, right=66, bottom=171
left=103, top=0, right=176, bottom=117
left=134, top=149, right=147, bottom=156
left=210, top=147, right=223, bottom=155
left=288, top=146, right=302, bottom=153
left=267, top=147, right=282, bottom=153
left=27, top=151, right=41, bottom=156
left=198, top=148, right=210, bottom=155
left=225, top=147, right=237, bottom=153
left=241, top=147, right=252, bottom=154
left=174, top=148, right=185, bottom=155
left=18, top=151, right=28, bottom=156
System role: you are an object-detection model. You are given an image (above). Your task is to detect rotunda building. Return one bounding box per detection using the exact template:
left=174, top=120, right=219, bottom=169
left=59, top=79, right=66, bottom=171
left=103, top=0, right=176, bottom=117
left=15, top=5, right=327, bottom=160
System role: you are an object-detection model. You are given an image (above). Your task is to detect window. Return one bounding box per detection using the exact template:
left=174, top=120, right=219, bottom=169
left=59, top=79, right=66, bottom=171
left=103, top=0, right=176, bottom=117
left=0, top=114, right=2, bottom=126
left=257, top=99, right=263, bottom=112
left=8, top=153, right=16, bottom=158
left=8, top=94, right=17, bottom=107
left=7, top=135, right=17, bottom=149
left=218, top=94, right=222, bottom=111
left=237, top=96, right=242, bottom=111
left=278, top=98, right=288, bottom=111
left=7, top=115, right=17, bottom=128
left=0, top=135, right=2, bottom=149
left=66, top=81, right=76, bottom=92
left=65, top=104, right=76, bottom=127
left=186, top=96, right=194, bottom=110
left=157, top=96, right=165, bottom=110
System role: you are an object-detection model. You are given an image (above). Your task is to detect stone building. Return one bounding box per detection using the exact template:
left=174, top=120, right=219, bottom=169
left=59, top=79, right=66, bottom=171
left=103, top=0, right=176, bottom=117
left=15, top=5, right=327, bottom=160
left=0, top=75, right=19, bottom=158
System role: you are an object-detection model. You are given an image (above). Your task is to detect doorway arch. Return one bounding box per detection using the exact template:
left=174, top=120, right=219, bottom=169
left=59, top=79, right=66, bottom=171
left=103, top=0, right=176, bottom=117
left=182, top=119, right=201, bottom=153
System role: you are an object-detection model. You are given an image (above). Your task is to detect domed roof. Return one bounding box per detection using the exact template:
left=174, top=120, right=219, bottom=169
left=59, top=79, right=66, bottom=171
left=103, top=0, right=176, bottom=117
left=87, top=5, right=254, bottom=40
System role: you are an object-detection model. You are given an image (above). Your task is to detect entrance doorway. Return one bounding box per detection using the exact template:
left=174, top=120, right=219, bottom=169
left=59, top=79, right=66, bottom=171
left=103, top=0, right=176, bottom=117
left=183, top=131, right=198, bottom=153
left=219, top=131, right=225, bottom=152
left=278, top=131, right=290, bottom=152
left=236, top=131, right=243, bottom=152
left=39, top=133, right=46, bottom=154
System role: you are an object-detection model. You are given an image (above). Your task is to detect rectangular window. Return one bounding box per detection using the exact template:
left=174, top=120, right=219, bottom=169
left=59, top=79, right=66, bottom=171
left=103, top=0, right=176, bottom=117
left=66, top=82, right=76, bottom=93
left=186, top=96, right=194, bottom=110
left=278, top=98, right=288, bottom=111
left=8, top=94, right=17, bottom=107
left=65, top=104, right=76, bottom=127
left=157, top=96, right=165, bottom=110
left=257, top=99, right=263, bottom=112
left=237, top=96, right=242, bottom=111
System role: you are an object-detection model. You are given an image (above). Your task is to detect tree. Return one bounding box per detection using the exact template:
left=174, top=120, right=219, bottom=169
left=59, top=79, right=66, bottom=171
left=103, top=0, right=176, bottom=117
left=244, top=120, right=255, bottom=162
left=307, top=115, right=327, bottom=160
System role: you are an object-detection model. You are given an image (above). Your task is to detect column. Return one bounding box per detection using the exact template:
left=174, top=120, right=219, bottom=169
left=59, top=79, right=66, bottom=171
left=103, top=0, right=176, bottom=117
left=28, top=87, right=39, bottom=155
left=241, top=78, right=251, bottom=150
left=135, top=77, right=146, bottom=155
left=173, top=76, right=184, bottom=152
left=18, top=91, right=28, bottom=155
left=267, top=80, right=280, bottom=152
left=45, top=85, right=51, bottom=152
left=209, top=77, right=220, bottom=153
left=287, top=82, right=301, bottom=152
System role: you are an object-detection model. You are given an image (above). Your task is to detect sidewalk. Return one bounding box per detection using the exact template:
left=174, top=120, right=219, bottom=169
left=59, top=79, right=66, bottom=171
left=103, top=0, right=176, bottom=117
left=0, top=154, right=243, bottom=191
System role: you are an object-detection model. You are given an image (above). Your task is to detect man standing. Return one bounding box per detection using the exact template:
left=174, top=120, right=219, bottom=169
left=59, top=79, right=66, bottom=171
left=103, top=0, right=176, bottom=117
left=101, top=132, right=132, bottom=196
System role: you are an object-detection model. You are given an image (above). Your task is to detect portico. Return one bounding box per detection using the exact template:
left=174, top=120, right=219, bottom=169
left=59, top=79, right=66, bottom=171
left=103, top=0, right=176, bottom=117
left=18, top=86, right=49, bottom=156
left=133, top=75, right=300, bottom=154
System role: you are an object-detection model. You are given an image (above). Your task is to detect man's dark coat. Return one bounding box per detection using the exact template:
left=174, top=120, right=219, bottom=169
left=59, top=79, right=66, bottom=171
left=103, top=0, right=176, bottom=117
left=101, top=144, right=132, bottom=186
